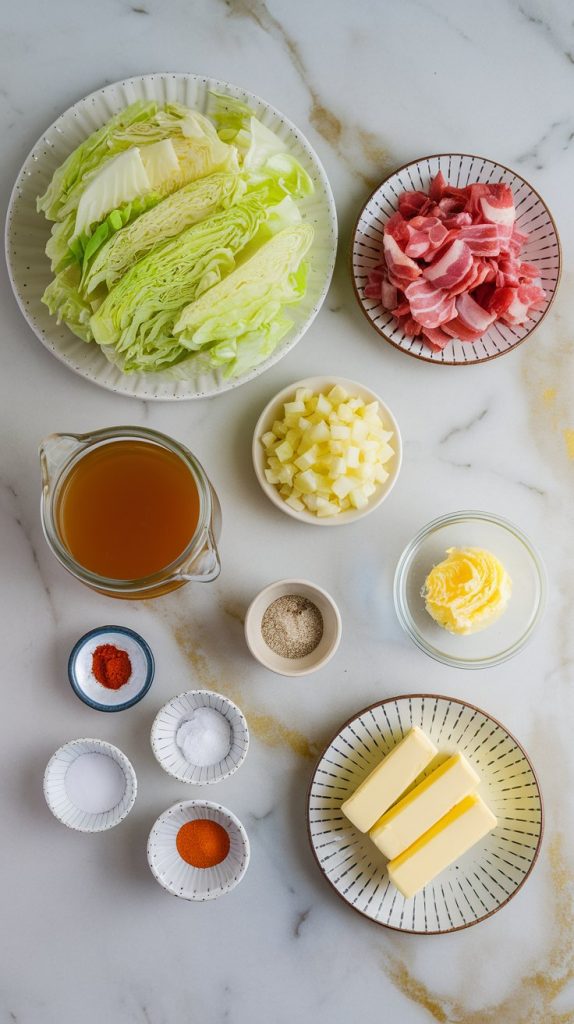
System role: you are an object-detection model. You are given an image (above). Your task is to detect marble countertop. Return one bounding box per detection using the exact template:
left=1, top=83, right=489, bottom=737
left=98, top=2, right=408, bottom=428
left=1, top=1, right=573, bottom=1021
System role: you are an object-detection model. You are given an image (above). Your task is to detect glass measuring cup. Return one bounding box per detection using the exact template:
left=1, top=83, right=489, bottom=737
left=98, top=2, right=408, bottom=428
left=39, top=426, right=221, bottom=599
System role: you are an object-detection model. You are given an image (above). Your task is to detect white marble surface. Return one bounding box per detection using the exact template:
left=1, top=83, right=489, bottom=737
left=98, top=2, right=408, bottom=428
left=1, top=2, right=574, bottom=1021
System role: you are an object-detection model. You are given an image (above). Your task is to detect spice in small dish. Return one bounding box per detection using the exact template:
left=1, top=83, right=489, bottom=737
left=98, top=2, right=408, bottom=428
left=64, top=752, right=127, bottom=814
left=92, top=643, right=132, bottom=689
left=176, top=819, right=230, bottom=868
left=261, top=594, right=323, bottom=658
left=176, top=707, right=232, bottom=767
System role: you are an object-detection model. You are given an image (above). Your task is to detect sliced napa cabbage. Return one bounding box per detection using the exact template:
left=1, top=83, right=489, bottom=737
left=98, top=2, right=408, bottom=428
left=90, top=193, right=271, bottom=369
left=37, top=100, right=158, bottom=221
left=41, top=265, right=96, bottom=342
left=53, top=105, right=235, bottom=225
left=172, top=223, right=313, bottom=376
left=74, top=147, right=152, bottom=238
left=83, top=172, right=245, bottom=294
left=46, top=193, right=161, bottom=274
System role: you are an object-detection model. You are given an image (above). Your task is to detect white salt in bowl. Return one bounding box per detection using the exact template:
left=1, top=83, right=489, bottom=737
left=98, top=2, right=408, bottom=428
left=150, top=690, right=249, bottom=784
left=147, top=800, right=250, bottom=900
left=244, top=578, right=342, bottom=677
left=43, top=738, right=137, bottom=832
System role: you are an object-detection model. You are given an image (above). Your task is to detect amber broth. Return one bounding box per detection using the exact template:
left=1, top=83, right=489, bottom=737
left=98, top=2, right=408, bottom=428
left=56, top=440, right=200, bottom=580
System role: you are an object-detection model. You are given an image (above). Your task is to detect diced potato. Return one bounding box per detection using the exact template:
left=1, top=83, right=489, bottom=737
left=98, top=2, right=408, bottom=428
left=272, top=420, right=287, bottom=438
left=265, top=469, right=280, bottom=485
left=284, top=400, right=306, bottom=416
left=348, top=396, right=363, bottom=411
left=295, top=470, right=319, bottom=494
left=356, top=463, right=376, bottom=482
left=261, top=431, right=276, bottom=449
left=286, top=494, right=305, bottom=512
left=278, top=464, right=295, bottom=485
left=377, top=443, right=394, bottom=464
left=316, top=498, right=340, bottom=517
left=328, top=384, right=348, bottom=404
left=351, top=419, right=368, bottom=443
left=294, top=445, right=318, bottom=471
left=328, top=440, right=345, bottom=455
left=328, top=457, right=347, bottom=479
left=346, top=446, right=360, bottom=469
left=298, top=416, right=312, bottom=431
left=337, top=403, right=354, bottom=423
left=275, top=441, right=293, bottom=463
left=332, top=476, right=355, bottom=499
left=364, top=401, right=380, bottom=417
left=330, top=423, right=351, bottom=441
left=295, top=387, right=313, bottom=403
left=350, top=487, right=369, bottom=510
left=309, top=421, right=330, bottom=443
left=316, top=393, right=332, bottom=415
left=279, top=483, right=291, bottom=496
left=374, top=465, right=389, bottom=483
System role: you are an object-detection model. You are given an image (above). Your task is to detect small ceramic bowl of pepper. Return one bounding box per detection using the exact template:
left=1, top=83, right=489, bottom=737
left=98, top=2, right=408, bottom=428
left=244, top=578, right=342, bottom=677
left=147, top=800, right=250, bottom=901
left=68, top=626, right=155, bottom=712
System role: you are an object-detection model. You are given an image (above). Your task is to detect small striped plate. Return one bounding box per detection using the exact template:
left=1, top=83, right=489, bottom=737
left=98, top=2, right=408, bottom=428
left=308, top=694, right=543, bottom=933
left=351, top=153, right=561, bottom=365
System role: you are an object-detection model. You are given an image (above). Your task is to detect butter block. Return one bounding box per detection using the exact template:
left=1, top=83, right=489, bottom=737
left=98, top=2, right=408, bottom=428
left=341, top=726, right=437, bottom=833
left=370, top=753, right=480, bottom=859
left=387, top=794, right=497, bottom=899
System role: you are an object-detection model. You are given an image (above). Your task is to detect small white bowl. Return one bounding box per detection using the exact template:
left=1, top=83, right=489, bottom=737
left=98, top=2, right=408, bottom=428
left=252, top=376, right=402, bottom=525
left=147, top=800, right=250, bottom=900
left=150, top=690, right=249, bottom=784
left=43, top=738, right=137, bottom=832
left=245, top=578, right=342, bottom=676
left=68, top=625, right=155, bottom=712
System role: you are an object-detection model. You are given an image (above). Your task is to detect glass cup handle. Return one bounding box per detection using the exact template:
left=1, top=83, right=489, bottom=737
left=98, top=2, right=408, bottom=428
left=179, top=527, right=221, bottom=583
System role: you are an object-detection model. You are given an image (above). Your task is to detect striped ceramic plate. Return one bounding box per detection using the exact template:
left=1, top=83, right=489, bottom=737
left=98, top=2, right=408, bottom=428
left=351, top=153, right=561, bottom=365
left=5, top=73, right=337, bottom=400
left=308, top=694, right=543, bottom=933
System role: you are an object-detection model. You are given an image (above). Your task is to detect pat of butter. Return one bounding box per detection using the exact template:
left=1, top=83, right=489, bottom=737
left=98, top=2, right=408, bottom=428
left=370, top=753, right=480, bottom=860
left=341, top=726, right=437, bottom=833
left=387, top=794, right=497, bottom=899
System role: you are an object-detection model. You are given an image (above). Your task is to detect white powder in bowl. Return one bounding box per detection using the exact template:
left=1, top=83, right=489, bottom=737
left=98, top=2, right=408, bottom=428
left=176, top=707, right=232, bottom=767
left=65, top=753, right=126, bottom=813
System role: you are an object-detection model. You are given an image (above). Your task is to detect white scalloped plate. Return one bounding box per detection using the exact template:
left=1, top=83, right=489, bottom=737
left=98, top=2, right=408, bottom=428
left=5, top=73, right=337, bottom=400
left=352, top=153, right=561, bottom=365
left=308, top=694, right=543, bottom=933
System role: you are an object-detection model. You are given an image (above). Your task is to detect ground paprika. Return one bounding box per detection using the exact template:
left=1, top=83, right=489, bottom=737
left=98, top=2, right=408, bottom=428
left=176, top=819, right=230, bottom=868
left=92, top=643, right=132, bottom=690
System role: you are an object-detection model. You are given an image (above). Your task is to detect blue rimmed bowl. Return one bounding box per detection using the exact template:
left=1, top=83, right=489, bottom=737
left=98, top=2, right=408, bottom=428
left=68, top=625, right=155, bottom=712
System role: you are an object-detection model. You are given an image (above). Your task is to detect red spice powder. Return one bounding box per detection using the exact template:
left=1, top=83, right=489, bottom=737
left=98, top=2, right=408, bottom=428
left=92, top=643, right=132, bottom=690
left=176, top=819, right=230, bottom=868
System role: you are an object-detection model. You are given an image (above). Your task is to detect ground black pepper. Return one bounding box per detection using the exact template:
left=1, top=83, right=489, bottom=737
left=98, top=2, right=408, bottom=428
left=261, top=594, right=323, bottom=659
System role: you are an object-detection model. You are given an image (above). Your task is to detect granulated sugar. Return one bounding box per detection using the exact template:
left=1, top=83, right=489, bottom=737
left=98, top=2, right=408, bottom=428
left=261, top=594, right=323, bottom=659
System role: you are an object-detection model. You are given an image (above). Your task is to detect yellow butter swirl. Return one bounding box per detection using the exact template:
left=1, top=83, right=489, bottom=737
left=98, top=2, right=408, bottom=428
left=423, top=547, right=512, bottom=635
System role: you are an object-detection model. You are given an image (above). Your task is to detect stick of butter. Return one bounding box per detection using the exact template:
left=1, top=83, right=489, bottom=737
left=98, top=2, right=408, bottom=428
left=341, top=726, right=437, bottom=833
left=387, top=793, right=497, bottom=899
left=370, top=753, right=480, bottom=859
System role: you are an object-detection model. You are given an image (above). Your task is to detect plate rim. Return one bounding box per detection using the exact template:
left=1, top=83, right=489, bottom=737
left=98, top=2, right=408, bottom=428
left=307, top=691, right=544, bottom=934
left=5, top=71, right=338, bottom=401
left=350, top=151, right=562, bottom=367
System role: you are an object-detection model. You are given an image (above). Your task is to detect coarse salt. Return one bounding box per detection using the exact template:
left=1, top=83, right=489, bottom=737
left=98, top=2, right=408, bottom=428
left=176, top=707, right=232, bottom=767
left=65, top=752, right=126, bottom=814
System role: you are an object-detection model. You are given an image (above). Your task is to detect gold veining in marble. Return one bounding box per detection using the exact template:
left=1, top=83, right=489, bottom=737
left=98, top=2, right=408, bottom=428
left=152, top=603, right=318, bottom=759
left=521, top=281, right=574, bottom=476
left=222, top=0, right=392, bottom=187
left=381, top=833, right=573, bottom=1023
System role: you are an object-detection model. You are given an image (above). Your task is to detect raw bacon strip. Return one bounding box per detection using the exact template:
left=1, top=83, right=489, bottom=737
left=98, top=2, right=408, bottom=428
left=457, top=224, right=500, bottom=256
left=398, top=191, right=428, bottom=219
left=404, top=279, right=456, bottom=329
left=429, top=171, right=447, bottom=202
left=421, top=326, right=452, bottom=351
left=456, top=292, right=497, bottom=333
left=442, top=317, right=485, bottom=342
left=479, top=184, right=516, bottom=227
left=424, top=239, right=473, bottom=289
left=381, top=280, right=399, bottom=309
left=383, top=234, right=421, bottom=283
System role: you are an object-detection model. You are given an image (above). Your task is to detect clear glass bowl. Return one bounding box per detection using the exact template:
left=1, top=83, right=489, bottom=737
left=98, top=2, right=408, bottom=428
left=393, top=510, right=547, bottom=669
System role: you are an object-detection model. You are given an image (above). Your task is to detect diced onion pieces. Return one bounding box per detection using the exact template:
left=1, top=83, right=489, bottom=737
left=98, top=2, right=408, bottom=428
left=261, top=385, right=394, bottom=516
left=366, top=173, right=547, bottom=353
